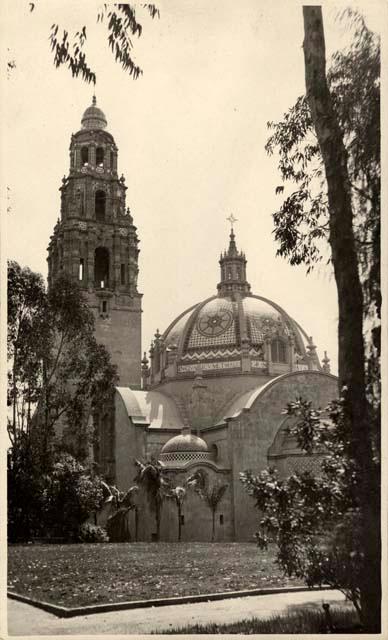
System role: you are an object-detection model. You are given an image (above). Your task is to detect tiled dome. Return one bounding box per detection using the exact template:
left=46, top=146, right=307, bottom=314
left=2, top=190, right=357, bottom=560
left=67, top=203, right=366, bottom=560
left=160, top=431, right=212, bottom=466
left=81, top=97, right=107, bottom=130
left=146, top=229, right=322, bottom=383
left=162, top=432, right=209, bottom=454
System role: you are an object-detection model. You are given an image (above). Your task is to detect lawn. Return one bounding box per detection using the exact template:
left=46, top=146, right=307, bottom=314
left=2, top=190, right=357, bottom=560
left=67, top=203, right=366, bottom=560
left=157, top=608, right=360, bottom=634
left=8, top=542, right=302, bottom=608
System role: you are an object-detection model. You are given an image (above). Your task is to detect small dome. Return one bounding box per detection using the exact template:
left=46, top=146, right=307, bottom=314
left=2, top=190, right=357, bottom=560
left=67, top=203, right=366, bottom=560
left=162, top=432, right=209, bottom=454
left=81, top=96, right=107, bottom=130
left=160, top=430, right=211, bottom=466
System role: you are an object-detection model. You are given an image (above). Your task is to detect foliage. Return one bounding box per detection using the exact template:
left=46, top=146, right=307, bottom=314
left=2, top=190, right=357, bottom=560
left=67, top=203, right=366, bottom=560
left=240, top=395, right=367, bottom=619
left=134, top=459, right=171, bottom=541
left=7, top=262, right=117, bottom=471
left=78, top=523, right=109, bottom=543
left=8, top=542, right=299, bottom=608
left=40, top=454, right=105, bottom=541
left=159, top=607, right=359, bottom=635
left=7, top=261, right=46, bottom=450
left=7, top=436, right=45, bottom=542
left=265, top=12, right=380, bottom=321
left=186, top=469, right=228, bottom=542
left=105, top=485, right=139, bottom=542
left=263, top=9, right=381, bottom=630
left=30, top=2, right=159, bottom=84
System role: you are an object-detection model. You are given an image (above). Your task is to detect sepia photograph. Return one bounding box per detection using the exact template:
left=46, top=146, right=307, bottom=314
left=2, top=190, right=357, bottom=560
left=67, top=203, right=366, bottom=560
left=2, top=0, right=384, bottom=636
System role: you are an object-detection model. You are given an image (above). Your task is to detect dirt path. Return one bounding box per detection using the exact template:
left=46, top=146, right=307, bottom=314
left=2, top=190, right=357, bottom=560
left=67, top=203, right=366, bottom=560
left=7, top=589, right=346, bottom=635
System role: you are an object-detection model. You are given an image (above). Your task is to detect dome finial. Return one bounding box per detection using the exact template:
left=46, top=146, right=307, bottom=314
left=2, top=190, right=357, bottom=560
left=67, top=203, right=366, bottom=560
left=217, top=215, right=251, bottom=296
left=92, top=94, right=96, bottom=106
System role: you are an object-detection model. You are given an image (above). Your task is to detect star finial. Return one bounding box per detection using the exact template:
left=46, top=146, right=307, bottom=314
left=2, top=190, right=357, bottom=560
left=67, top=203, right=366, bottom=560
left=227, top=214, right=238, bottom=230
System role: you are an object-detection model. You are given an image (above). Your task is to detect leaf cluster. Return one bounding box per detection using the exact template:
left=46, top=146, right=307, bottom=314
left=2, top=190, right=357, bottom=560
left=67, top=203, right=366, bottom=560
left=266, top=13, right=380, bottom=304
left=134, top=458, right=171, bottom=513
left=7, top=262, right=118, bottom=469
left=240, top=393, right=374, bottom=615
left=186, top=469, right=228, bottom=513
left=39, top=3, right=160, bottom=84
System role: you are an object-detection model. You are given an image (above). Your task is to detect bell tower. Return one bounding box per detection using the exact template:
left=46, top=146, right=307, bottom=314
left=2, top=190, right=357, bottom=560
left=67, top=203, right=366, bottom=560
left=47, top=97, right=142, bottom=387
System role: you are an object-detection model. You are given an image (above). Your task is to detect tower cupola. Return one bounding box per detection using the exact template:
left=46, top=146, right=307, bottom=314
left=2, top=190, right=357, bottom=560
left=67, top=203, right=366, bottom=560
left=81, top=96, right=108, bottom=130
left=217, top=224, right=251, bottom=297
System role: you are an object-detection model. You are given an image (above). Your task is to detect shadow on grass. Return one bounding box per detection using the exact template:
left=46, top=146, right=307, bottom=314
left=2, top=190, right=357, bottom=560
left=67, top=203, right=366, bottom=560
left=156, top=607, right=359, bottom=634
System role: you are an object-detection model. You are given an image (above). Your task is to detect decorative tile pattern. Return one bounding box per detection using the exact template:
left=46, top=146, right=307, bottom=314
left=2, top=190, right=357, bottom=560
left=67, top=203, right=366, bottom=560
left=243, top=297, right=292, bottom=345
left=164, top=308, right=193, bottom=347
left=188, top=299, right=237, bottom=348
left=160, top=451, right=212, bottom=464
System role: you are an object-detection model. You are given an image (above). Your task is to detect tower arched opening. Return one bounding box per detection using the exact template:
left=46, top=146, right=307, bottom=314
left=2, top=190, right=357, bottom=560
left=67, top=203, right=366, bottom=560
left=94, top=247, right=110, bottom=289
left=96, top=147, right=104, bottom=167
left=81, top=146, right=89, bottom=165
left=95, top=190, right=106, bottom=221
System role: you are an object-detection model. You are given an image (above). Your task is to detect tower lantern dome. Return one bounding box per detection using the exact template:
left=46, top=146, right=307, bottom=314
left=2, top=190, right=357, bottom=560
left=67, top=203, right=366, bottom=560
left=81, top=96, right=108, bottom=130
left=218, top=227, right=251, bottom=296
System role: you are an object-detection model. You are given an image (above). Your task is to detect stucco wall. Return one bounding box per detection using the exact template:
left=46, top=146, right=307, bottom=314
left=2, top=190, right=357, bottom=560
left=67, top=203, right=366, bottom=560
left=93, top=299, right=142, bottom=388
left=228, top=371, right=338, bottom=541
left=143, top=465, right=233, bottom=543
left=114, top=393, right=146, bottom=490
left=157, top=375, right=272, bottom=426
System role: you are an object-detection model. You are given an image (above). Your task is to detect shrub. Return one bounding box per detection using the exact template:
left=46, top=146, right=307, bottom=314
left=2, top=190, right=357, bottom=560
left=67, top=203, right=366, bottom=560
left=40, top=454, right=104, bottom=541
left=78, top=523, right=109, bottom=543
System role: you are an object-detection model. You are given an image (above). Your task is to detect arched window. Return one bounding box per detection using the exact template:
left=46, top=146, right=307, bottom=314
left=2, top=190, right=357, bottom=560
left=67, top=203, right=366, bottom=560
left=271, top=338, right=287, bottom=363
left=211, top=443, right=218, bottom=461
left=81, top=146, right=89, bottom=165
left=96, top=147, right=104, bottom=167
left=95, top=190, right=106, bottom=221
left=94, top=247, right=109, bottom=288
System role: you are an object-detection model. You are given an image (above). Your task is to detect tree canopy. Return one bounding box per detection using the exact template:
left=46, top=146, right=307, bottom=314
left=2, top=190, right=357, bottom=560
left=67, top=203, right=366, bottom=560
left=7, top=261, right=118, bottom=468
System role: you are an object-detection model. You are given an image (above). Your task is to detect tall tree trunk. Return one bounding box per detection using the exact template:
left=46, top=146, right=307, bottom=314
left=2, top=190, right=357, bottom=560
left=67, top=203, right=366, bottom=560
left=156, top=506, right=160, bottom=542
left=178, top=504, right=182, bottom=542
left=303, top=6, right=380, bottom=631
left=211, top=510, right=215, bottom=543
left=135, top=507, right=138, bottom=542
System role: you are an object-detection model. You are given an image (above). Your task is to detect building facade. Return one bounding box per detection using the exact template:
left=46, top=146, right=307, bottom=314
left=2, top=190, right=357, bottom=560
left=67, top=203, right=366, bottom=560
left=49, top=100, right=337, bottom=542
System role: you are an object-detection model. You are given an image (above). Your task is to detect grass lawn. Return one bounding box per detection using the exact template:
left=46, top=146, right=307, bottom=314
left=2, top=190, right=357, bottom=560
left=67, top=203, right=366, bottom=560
left=8, top=542, right=302, bottom=608
left=157, top=608, right=360, bottom=634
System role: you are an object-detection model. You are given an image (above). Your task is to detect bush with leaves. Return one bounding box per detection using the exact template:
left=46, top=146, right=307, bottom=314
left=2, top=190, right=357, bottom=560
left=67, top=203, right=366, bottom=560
left=240, top=394, right=367, bottom=620
left=78, top=522, right=109, bottom=543
left=40, top=454, right=105, bottom=541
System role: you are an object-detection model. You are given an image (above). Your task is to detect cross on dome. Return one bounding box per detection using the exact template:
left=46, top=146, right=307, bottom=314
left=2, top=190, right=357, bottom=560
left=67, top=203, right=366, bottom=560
left=227, top=214, right=238, bottom=229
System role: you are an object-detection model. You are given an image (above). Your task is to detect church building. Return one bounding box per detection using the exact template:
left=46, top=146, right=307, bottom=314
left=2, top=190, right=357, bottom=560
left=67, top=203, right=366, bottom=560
left=48, top=99, right=338, bottom=542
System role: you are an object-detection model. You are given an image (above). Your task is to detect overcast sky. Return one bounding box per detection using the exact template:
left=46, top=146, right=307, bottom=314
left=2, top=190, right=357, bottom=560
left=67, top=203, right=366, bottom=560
left=3, top=0, right=384, bottom=374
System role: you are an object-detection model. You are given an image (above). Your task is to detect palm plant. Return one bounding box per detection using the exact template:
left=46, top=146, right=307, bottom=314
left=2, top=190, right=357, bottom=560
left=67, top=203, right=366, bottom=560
left=106, top=484, right=139, bottom=542
left=187, top=469, right=228, bottom=542
left=134, top=459, right=171, bottom=541
left=167, top=486, right=187, bottom=542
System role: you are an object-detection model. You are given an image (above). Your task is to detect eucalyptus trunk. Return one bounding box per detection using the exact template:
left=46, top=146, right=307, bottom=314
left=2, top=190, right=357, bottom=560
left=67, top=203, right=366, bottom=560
left=303, top=6, right=380, bottom=631
left=178, top=503, right=182, bottom=542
